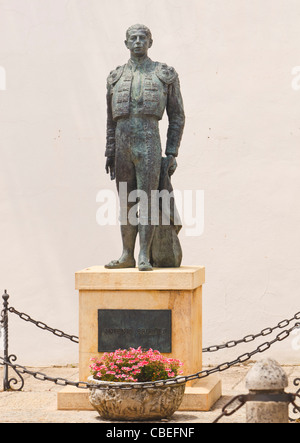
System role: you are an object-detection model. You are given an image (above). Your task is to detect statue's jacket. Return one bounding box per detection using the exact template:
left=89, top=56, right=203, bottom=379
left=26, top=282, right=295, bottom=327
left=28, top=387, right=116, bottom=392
left=106, top=57, right=185, bottom=158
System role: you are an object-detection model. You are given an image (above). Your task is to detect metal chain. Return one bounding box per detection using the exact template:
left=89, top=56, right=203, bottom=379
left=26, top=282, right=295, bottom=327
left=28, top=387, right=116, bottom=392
left=213, top=392, right=297, bottom=423
left=9, top=305, right=300, bottom=355
left=8, top=307, right=79, bottom=344
left=213, top=395, right=246, bottom=423
left=3, top=296, right=300, bottom=422
left=0, top=322, right=298, bottom=391
left=203, top=311, right=300, bottom=352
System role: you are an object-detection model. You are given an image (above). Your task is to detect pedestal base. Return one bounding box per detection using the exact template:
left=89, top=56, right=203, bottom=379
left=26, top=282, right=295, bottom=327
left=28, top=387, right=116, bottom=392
left=57, top=265, right=222, bottom=413
left=57, top=376, right=222, bottom=413
left=179, top=376, right=222, bottom=411
left=76, top=266, right=205, bottom=382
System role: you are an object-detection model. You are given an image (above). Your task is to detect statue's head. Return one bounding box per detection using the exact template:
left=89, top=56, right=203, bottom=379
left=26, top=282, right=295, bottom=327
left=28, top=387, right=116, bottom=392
left=125, top=24, right=153, bottom=58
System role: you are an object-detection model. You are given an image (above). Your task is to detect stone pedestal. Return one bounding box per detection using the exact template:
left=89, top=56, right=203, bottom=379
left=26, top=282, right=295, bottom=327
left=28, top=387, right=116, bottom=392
left=57, top=266, right=222, bottom=412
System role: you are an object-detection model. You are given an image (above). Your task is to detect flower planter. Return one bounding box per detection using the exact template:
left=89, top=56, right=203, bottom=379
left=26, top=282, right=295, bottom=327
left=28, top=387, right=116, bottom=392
left=88, top=376, right=186, bottom=421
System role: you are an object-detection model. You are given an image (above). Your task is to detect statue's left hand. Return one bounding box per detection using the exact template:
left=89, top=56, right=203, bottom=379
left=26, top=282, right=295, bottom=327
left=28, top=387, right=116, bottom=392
left=105, top=156, right=116, bottom=181
left=167, top=155, right=177, bottom=176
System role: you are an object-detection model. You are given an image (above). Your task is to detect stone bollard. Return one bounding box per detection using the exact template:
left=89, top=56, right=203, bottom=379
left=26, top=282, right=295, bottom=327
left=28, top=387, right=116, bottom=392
left=245, top=358, right=289, bottom=423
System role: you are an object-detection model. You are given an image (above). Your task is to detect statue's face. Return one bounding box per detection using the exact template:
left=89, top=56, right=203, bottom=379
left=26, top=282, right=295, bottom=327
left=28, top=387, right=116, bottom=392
left=125, top=30, right=152, bottom=57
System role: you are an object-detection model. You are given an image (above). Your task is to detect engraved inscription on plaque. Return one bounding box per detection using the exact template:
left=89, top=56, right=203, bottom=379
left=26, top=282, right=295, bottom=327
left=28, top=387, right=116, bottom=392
left=98, top=310, right=172, bottom=353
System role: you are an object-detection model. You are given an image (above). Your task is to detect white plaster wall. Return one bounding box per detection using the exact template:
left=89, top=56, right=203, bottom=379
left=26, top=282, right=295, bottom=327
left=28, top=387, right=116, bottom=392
left=0, top=0, right=299, bottom=368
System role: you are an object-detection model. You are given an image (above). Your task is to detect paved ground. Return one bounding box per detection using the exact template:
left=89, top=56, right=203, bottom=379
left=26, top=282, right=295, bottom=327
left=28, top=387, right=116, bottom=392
left=0, top=364, right=299, bottom=423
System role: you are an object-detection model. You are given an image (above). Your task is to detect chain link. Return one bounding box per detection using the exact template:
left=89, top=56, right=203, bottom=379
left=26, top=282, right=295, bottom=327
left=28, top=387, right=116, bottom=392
left=214, top=393, right=297, bottom=423
left=8, top=307, right=79, bottom=344
left=203, top=311, right=300, bottom=352
left=213, top=395, right=247, bottom=423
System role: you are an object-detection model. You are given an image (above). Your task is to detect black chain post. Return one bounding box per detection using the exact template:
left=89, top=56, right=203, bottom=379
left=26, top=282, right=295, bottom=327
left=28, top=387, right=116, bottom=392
left=290, top=378, right=300, bottom=422
left=2, top=290, right=9, bottom=391
left=1, top=291, right=24, bottom=391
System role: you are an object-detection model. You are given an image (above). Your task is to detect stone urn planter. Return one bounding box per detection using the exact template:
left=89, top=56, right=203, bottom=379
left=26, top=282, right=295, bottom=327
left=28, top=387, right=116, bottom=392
left=88, top=377, right=186, bottom=421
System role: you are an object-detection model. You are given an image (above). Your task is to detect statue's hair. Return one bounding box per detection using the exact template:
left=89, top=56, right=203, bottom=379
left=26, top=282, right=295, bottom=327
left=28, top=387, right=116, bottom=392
left=126, top=24, right=152, bottom=41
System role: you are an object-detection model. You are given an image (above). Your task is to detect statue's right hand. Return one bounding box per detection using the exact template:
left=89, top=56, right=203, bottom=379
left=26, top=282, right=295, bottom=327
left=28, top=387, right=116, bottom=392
left=105, top=156, right=116, bottom=181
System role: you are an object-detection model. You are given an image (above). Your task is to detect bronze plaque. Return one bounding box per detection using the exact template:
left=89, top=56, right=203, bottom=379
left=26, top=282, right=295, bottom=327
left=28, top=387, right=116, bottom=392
left=98, top=309, right=172, bottom=353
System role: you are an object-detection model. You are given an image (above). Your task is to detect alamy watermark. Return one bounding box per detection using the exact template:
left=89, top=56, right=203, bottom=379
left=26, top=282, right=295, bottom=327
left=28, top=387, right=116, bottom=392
left=0, top=66, right=6, bottom=91
left=291, top=326, right=300, bottom=351
left=96, top=183, right=204, bottom=237
left=291, top=66, right=300, bottom=91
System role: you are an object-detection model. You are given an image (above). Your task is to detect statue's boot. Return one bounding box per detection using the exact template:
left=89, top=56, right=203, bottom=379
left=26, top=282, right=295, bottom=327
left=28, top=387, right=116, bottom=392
left=105, top=224, right=137, bottom=269
left=105, top=258, right=136, bottom=269
left=138, top=224, right=155, bottom=272
left=138, top=260, right=153, bottom=271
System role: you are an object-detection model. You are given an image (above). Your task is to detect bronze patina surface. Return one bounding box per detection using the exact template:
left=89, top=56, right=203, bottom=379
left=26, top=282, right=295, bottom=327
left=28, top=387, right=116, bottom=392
left=105, top=24, right=185, bottom=271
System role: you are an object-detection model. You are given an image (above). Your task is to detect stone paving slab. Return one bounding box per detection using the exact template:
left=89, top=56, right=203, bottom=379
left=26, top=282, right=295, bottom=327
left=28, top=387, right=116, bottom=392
left=0, top=364, right=299, bottom=423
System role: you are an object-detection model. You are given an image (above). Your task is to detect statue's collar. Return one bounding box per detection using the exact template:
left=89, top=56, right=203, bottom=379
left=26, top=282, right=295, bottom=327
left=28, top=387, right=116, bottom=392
left=128, top=56, right=152, bottom=71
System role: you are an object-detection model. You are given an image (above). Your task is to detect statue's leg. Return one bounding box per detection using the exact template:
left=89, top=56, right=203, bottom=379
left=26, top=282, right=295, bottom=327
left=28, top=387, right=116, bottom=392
left=105, top=223, right=137, bottom=269
left=105, top=122, right=138, bottom=269
left=133, top=118, right=162, bottom=271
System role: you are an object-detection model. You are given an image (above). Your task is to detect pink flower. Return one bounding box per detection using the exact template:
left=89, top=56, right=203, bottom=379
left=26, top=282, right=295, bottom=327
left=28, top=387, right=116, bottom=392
left=89, top=347, right=183, bottom=383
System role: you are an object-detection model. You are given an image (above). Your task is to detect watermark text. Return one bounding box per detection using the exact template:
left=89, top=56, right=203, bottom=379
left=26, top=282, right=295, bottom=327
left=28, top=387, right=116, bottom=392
left=291, top=66, right=300, bottom=91
left=0, top=66, right=6, bottom=91
left=291, top=326, right=300, bottom=351
left=96, top=184, right=204, bottom=237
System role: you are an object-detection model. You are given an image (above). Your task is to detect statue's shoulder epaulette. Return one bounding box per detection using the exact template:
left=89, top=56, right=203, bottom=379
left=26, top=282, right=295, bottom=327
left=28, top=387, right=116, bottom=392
left=107, top=65, right=125, bottom=86
left=155, top=62, right=178, bottom=85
